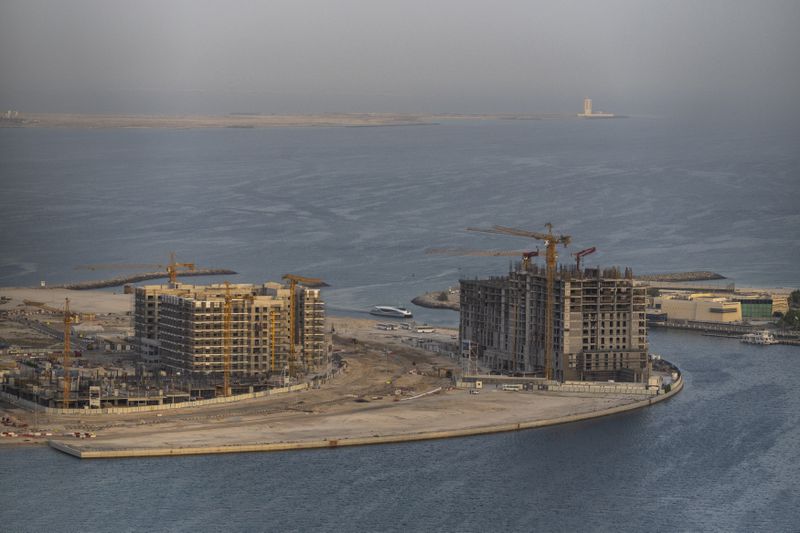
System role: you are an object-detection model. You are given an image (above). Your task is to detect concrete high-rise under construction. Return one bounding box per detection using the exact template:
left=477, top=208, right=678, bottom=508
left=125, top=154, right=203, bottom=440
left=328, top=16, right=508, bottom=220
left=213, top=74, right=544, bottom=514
left=460, top=264, right=649, bottom=382
left=134, top=281, right=326, bottom=378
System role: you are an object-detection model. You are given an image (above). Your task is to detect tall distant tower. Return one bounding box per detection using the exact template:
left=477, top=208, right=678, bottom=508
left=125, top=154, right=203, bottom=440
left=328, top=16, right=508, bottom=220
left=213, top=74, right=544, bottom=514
left=578, top=97, right=614, bottom=118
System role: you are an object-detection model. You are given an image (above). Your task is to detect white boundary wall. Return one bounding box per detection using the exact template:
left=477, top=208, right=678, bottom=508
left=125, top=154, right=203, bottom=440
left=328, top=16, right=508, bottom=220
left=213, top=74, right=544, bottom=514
left=0, top=383, right=309, bottom=416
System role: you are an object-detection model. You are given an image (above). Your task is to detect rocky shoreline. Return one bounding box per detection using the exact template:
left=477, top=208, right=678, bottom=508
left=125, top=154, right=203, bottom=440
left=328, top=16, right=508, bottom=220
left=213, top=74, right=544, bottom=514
left=411, top=272, right=727, bottom=312
left=411, top=289, right=459, bottom=311
left=52, top=269, right=237, bottom=290
left=635, top=271, right=725, bottom=282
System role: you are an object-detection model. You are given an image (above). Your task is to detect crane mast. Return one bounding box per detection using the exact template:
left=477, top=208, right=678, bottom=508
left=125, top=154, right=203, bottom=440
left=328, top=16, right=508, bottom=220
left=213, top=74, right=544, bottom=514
left=167, top=252, right=195, bottom=285
left=282, top=274, right=324, bottom=372
left=63, top=298, right=72, bottom=408
left=223, top=282, right=232, bottom=396
left=269, top=308, right=278, bottom=373
left=544, top=232, right=557, bottom=380
left=467, top=224, right=570, bottom=380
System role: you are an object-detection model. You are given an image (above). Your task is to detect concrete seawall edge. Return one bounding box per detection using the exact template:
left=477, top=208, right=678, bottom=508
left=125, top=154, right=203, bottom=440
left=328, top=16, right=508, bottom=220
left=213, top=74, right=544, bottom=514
left=49, top=375, right=684, bottom=460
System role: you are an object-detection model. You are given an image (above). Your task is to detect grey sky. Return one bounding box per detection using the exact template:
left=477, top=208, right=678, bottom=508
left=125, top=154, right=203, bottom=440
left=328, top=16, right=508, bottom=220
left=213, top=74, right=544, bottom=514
left=1, top=0, right=798, bottom=117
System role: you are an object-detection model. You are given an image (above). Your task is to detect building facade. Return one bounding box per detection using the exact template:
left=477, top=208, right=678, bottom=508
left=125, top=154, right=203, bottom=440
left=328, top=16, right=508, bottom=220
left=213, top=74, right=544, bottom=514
left=460, top=265, right=649, bottom=383
left=134, top=282, right=326, bottom=378
left=652, top=292, right=742, bottom=323
left=735, top=294, right=789, bottom=320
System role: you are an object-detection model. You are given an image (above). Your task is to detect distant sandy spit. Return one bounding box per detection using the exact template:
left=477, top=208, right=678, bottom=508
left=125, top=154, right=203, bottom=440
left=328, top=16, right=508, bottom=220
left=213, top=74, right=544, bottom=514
left=5, top=112, right=569, bottom=129
left=0, top=287, right=131, bottom=315
left=12, top=113, right=434, bottom=129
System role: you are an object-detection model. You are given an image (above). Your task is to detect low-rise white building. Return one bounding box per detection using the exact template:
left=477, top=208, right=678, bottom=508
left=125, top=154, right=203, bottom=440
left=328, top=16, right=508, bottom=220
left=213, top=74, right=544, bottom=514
left=652, top=292, right=741, bottom=323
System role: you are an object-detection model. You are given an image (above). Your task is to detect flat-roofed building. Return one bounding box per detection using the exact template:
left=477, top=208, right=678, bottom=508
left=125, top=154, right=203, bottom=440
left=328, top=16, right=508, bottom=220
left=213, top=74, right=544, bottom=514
left=734, top=293, right=789, bottom=320
left=653, top=292, right=742, bottom=323
left=134, top=281, right=326, bottom=377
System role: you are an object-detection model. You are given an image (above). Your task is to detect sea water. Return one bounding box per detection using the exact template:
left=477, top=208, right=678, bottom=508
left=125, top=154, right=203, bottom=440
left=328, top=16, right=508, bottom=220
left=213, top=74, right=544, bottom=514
left=0, top=118, right=799, bottom=531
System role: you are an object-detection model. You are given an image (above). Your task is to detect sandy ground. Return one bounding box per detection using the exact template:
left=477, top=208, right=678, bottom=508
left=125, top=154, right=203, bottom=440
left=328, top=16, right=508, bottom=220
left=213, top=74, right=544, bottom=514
left=17, top=113, right=437, bottom=129
left=0, top=287, right=132, bottom=315
left=2, top=333, right=639, bottom=453
left=8, top=112, right=569, bottom=130
left=0, top=288, right=133, bottom=350
left=65, top=389, right=637, bottom=454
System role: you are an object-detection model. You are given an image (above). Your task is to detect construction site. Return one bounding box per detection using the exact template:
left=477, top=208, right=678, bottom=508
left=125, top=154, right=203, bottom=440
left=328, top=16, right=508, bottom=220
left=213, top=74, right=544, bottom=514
left=0, top=255, right=331, bottom=410
left=0, top=237, right=687, bottom=456
left=0, top=230, right=678, bottom=416
left=454, top=225, right=650, bottom=383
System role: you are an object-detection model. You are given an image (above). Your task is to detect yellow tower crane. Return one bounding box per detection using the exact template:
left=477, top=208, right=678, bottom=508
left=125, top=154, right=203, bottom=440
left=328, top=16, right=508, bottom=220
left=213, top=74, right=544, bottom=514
left=281, top=274, right=324, bottom=372
left=269, top=307, right=279, bottom=373
left=426, top=247, right=540, bottom=270
left=467, top=224, right=571, bottom=380
left=63, top=298, right=72, bottom=408
left=75, top=252, right=195, bottom=285
left=166, top=252, right=195, bottom=285
left=222, top=282, right=233, bottom=397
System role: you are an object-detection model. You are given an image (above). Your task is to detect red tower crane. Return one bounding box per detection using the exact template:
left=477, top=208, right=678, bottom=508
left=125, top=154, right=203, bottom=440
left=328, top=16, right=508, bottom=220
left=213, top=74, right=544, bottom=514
left=573, top=247, right=597, bottom=272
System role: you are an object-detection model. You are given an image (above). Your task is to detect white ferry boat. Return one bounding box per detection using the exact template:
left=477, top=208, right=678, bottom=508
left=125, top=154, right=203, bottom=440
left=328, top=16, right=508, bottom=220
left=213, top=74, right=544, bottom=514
left=741, top=331, right=778, bottom=345
left=369, top=306, right=413, bottom=319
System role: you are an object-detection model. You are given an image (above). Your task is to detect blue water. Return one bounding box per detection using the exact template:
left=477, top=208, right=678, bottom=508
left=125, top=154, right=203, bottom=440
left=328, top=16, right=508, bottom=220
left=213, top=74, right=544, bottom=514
left=1, top=119, right=798, bottom=326
left=1, top=119, right=799, bottom=531
left=1, top=331, right=798, bottom=532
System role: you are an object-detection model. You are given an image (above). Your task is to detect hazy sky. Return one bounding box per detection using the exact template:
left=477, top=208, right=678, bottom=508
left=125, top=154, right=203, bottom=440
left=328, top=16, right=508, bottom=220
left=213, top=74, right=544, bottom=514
left=1, top=0, right=799, bottom=117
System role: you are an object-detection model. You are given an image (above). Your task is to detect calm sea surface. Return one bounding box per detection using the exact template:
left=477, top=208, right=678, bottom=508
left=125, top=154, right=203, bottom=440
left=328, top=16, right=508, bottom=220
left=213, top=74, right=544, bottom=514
left=1, top=119, right=799, bottom=531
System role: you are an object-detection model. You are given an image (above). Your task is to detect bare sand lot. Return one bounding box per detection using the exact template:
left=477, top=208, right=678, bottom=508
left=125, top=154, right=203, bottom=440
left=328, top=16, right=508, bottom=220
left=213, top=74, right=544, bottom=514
left=59, top=387, right=643, bottom=457
left=0, top=288, right=133, bottom=350
left=0, top=287, right=132, bottom=315
left=45, top=342, right=652, bottom=458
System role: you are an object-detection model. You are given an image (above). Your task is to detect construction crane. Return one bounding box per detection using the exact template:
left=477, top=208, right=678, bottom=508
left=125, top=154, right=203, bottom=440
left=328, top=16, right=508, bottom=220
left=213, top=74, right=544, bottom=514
left=75, top=252, right=196, bottom=284
left=166, top=252, right=195, bottom=285
left=269, top=308, right=279, bottom=373
left=282, top=274, right=325, bottom=372
left=573, top=246, right=597, bottom=272
left=222, top=282, right=233, bottom=397
left=521, top=250, right=540, bottom=270
left=426, top=248, right=540, bottom=270
left=63, top=298, right=72, bottom=408
left=467, top=224, right=571, bottom=381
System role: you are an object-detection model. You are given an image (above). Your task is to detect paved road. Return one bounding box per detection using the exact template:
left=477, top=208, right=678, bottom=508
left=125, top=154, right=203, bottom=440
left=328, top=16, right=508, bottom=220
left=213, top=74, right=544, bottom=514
left=9, top=316, right=90, bottom=351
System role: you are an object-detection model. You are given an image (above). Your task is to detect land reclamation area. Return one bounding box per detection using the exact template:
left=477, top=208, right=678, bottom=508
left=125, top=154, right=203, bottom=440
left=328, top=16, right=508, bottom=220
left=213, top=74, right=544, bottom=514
left=0, top=287, right=680, bottom=458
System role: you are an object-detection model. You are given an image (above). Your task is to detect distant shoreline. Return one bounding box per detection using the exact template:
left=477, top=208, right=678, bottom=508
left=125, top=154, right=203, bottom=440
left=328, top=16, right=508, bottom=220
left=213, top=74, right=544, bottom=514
left=1, top=112, right=580, bottom=129
left=411, top=271, right=730, bottom=312
left=51, top=269, right=237, bottom=290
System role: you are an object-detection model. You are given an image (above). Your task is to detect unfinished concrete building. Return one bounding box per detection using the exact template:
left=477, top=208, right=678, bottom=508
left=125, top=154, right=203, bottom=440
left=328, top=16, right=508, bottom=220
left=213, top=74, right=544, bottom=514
left=460, top=264, right=649, bottom=383
left=134, top=282, right=326, bottom=378
left=298, top=288, right=325, bottom=368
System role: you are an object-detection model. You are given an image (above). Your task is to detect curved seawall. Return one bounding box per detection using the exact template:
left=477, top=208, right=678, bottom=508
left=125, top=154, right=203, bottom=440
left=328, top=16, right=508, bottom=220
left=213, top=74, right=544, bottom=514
left=50, top=373, right=684, bottom=459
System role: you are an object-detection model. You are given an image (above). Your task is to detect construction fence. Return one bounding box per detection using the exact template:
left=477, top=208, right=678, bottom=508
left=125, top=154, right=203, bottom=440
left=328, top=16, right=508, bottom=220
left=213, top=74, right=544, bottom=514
left=0, top=383, right=310, bottom=416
